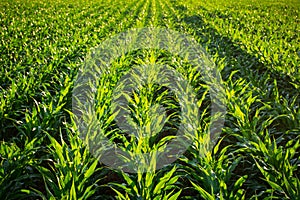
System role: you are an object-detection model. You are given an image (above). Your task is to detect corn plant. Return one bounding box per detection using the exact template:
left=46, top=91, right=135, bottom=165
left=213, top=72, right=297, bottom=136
left=36, top=121, right=103, bottom=200
left=1, top=0, right=299, bottom=199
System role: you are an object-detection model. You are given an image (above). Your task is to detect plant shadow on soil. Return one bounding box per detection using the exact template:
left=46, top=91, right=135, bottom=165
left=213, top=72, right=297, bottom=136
left=98, top=5, right=300, bottom=199
left=170, top=3, right=300, bottom=198
left=183, top=6, right=299, bottom=130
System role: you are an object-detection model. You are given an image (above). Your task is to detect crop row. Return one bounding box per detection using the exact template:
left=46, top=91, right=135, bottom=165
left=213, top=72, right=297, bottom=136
left=0, top=0, right=299, bottom=199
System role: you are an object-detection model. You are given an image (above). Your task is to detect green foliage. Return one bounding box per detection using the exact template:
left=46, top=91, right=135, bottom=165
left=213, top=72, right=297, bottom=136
left=0, top=0, right=299, bottom=199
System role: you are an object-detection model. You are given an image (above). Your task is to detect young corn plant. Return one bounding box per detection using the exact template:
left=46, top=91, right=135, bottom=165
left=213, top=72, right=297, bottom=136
left=179, top=128, right=247, bottom=199
left=36, top=119, right=103, bottom=200
left=0, top=137, right=44, bottom=200
left=87, top=50, right=186, bottom=199
left=109, top=164, right=182, bottom=200
left=252, top=135, right=300, bottom=199
left=1, top=0, right=299, bottom=199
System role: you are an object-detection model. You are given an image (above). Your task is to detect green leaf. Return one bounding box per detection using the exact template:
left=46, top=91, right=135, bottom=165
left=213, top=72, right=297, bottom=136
left=168, top=189, right=182, bottom=200
left=190, top=181, right=214, bottom=200
left=84, top=159, right=98, bottom=179
left=153, top=165, right=177, bottom=194
left=70, top=178, right=77, bottom=200
left=233, top=175, right=248, bottom=190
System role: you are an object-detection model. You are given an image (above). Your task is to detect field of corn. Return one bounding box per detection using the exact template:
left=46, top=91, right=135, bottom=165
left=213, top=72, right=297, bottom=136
left=0, top=0, right=299, bottom=199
